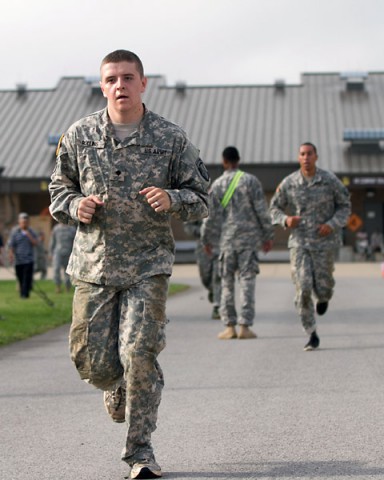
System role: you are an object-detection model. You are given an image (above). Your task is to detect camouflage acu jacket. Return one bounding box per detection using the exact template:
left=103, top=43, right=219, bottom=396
left=269, top=167, right=351, bottom=250
left=49, top=107, right=209, bottom=286
left=201, top=169, right=273, bottom=252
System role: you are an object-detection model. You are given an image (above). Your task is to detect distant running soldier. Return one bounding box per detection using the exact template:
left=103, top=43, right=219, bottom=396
left=49, top=223, right=76, bottom=293
left=183, top=218, right=221, bottom=319
left=270, top=142, right=351, bottom=351
left=34, top=231, right=48, bottom=280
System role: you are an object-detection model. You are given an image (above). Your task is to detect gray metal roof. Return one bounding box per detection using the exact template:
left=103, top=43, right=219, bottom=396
left=1, top=71, right=384, bottom=179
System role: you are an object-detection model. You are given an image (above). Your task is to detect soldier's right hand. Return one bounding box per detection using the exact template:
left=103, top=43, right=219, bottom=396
left=78, top=195, right=104, bottom=224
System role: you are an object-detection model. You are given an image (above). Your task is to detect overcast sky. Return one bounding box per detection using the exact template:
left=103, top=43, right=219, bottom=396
left=1, top=0, right=383, bottom=90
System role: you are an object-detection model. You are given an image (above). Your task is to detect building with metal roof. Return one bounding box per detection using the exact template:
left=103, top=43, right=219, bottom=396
left=1, top=71, right=384, bottom=251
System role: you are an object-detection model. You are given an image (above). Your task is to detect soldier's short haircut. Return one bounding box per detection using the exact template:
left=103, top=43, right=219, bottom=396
left=300, top=142, right=317, bottom=154
left=100, top=50, right=144, bottom=78
left=222, top=146, right=240, bottom=164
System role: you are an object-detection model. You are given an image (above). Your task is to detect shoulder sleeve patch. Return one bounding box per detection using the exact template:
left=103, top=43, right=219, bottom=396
left=196, top=158, right=210, bottom=182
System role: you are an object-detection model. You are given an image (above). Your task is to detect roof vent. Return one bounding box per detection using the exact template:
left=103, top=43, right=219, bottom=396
left=85, top=76, right=102, bottom=95
left=274, top=79, right=286, bottom=91
left=16, top=83, right=27, bottom=96
left=340, top=71, right=368, bottom=91
left=175, top=81, right=187, bottom=97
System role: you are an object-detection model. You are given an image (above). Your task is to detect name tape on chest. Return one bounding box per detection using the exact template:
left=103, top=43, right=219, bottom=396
left=143, top=147, right=169, bottom=155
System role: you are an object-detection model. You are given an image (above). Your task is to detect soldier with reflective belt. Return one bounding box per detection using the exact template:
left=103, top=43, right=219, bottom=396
left=201, top=146, right=273, bottom=340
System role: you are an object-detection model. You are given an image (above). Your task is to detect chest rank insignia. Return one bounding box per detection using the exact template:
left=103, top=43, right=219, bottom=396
left=81, top=140, right=96, bottom=147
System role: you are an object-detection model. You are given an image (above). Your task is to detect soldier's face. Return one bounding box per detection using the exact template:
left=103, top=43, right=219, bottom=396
left=298, top=145, right=318, bottom=177
left=100, top=61, right=147, bottom=116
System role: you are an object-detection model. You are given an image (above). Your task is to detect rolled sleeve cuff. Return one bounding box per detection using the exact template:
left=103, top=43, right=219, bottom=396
left=165, top=189, right=180, bottom=213
left=281, top=215, right=289, bottom=229
left=69, top=197, right=83, bottom=222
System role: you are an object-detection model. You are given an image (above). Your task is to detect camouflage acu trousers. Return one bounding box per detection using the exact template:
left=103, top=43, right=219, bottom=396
left=69, top=275, right=168, bottom=463
left=196, top=242, right=221, bottom=306
left=290, top=248, right=335, bottom=334
left=211, top=254, right=221, bottom=307
left=219, top=249, right=260, bottom=326
left=196, top=240, right=213, bottom=291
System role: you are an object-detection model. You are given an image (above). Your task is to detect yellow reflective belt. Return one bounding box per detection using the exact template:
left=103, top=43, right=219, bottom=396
left=220, top=170, right=244, bottom=208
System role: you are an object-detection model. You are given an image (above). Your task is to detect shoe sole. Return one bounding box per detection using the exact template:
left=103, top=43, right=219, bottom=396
left=112, top=417, right=125, bottom=423
left=130, top=466, right=162, bottom=479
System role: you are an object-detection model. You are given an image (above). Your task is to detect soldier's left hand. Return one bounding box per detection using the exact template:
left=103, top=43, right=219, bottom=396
left=140, top=186, right=171, bottom=212
left=262, top=240, right=273, bottom=253
left=203, top=244, right=213, bottom=256
left=318, top=224, right=333, bottom=237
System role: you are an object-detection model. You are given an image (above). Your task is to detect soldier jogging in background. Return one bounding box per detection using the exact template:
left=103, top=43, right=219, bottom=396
left=34, top=231, right=48, bottom=280
left=183, top=218, right=221, bottom=319
left=49, top=49, right=209, bottom=479
left=270, top=142, right=351, bottom=351
left=49, top=223, right=76, bottom=293
left=202, top=146, right=273, bottom=340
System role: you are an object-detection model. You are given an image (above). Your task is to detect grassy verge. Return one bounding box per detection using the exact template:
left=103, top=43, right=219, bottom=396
left=0, top=280, right=189, bottom=347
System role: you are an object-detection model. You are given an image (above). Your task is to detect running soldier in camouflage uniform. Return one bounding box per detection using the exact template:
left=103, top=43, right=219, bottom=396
left=183, top=218, right=221, bottom=319
left=201, top=146, right=273, bottom=340
left=49, top=50, right=209, bottom=479
left=270, top=142, right=351, bottom=351
left=49, top=223, right=76, bottom=292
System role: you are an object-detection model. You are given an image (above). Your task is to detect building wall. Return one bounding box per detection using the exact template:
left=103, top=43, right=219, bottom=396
left=2, top=168, right=384, bottom=254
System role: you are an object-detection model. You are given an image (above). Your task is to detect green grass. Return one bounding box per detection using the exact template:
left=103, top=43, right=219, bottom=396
left=0, top=280, right=189, bottom=347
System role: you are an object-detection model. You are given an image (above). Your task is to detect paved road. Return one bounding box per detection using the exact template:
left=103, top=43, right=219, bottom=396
left=1, top=262, right=383, bottom=480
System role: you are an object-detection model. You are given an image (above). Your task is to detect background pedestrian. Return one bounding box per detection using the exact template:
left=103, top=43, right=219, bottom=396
left=7, top=212, right=38, bottom=298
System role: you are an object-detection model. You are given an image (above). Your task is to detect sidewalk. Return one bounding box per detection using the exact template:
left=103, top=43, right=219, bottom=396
left=1, top=259, right=383, bottom=281
left=171, top=260, right=383, bottom=279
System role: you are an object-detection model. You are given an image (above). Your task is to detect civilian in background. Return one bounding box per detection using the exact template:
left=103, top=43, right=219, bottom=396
left=7, top=213, right=38, bottom=298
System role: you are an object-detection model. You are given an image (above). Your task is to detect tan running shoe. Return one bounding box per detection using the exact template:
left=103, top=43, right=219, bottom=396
left=130, top=459, right=162, bottom=478
left=218, top=326, right=237, bottom=339
left=238, top=325, right=257, bottom=339
left=103, top=385, right=126, bottom=423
